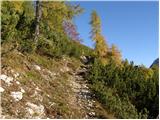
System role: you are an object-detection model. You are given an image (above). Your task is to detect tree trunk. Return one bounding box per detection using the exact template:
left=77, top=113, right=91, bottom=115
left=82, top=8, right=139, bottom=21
left=34, top=0, right=41, bottom=44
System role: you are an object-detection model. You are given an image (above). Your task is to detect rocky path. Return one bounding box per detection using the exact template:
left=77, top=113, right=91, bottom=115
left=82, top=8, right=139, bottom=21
left=69, top=64, right=97, bottom=118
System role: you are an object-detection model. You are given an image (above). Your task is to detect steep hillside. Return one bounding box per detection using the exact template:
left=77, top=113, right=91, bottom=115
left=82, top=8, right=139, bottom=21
left=150, top=58, right=159, bottom=68
left=0, top=50, right=114, bottom=119
left=1, top=1, right=158, bottom=119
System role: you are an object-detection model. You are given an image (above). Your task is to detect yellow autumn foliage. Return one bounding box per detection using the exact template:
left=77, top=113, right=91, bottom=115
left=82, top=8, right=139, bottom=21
left=12, top=1, right=23, bottom=13
left=110, top=44, right=122, bottom=65
left=90, top=10, right=109, bottom=65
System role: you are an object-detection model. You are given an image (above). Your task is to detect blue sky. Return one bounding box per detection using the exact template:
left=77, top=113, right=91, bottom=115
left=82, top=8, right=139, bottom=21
left=70, top=1, right=159, bottom=67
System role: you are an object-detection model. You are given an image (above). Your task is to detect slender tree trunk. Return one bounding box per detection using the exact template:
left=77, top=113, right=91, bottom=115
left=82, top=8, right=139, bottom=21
left=34, top=0, right=41, bottom=45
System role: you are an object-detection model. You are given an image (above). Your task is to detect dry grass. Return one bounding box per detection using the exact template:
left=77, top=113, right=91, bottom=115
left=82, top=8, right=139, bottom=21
left=1, top=50, right=85, bottom=118
left=1, top=49, right=115, bottom=119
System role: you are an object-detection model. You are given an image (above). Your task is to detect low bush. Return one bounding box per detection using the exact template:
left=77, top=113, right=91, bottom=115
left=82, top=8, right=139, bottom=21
left=87, top=59, right=158, bottom=118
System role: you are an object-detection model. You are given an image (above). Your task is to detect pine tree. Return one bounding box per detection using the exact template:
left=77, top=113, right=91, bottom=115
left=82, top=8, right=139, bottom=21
left=16, top=1, right=34, bottom=38
left=90, top=10, right=109, bottom=65
left=1, top=1, right=24, bottom=42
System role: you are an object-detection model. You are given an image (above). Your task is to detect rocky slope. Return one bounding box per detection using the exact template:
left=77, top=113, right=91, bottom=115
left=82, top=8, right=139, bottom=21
left=0, top=50, right=114, bottom=119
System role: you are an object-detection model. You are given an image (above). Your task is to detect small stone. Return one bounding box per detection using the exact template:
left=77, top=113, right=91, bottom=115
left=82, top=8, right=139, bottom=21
left=35, top=86, right=41, bottom=91
left=6, top=77, right=13, bottom=81
left=27, top=107, right=34, bottom=115
left=11, top=91, right=23, bottom=101
left=88, top=112, right=95, bottom=116
left=16, top=81, right=20, bottom=85
left=80, top=56, right=88, bottom=63
left=20, top=88, right=25, bottom=93
left=47, top=70, right=52, bottom=74
left=5, top=77, right=13, bottom=85
left=85, top=115, right=89, bottom=119
left=0, top=74, right=7, bottom=80
left=1, top=75, right=13, bottom=85
left=88, top=101, right=93, bottom=107
left=34, top=65, right=41, bottom=71
left=81, top=89, right=89, bottom=94
left=0, top=87, right=5, bottom=92
left=49, top=102, right=56, bottom=107
left=14, top=73, right=20, bottom=78
left=26, top=102, right=44, bottom=116
left=11, top=69, right=14, bottom=73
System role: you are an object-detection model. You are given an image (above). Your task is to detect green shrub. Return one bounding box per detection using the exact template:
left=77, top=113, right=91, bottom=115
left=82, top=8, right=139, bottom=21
left=1, top=1, right=19, bottom=42
left=87, top=59, right=158, bottom=118
left=35, top=32, right=93, bottom=59
left=18, top=39, right=35, bottom=53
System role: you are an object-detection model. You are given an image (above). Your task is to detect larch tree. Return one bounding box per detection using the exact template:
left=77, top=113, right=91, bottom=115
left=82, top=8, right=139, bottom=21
left=90, top=10, right=109, bottom=65
left=110, top=44, right=122, bottom=65
left=40, top=1, right=83, bottom=39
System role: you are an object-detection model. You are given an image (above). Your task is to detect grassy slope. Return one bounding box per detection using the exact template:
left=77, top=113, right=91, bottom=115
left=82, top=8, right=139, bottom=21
left=1, top=48, right=115, bottom=119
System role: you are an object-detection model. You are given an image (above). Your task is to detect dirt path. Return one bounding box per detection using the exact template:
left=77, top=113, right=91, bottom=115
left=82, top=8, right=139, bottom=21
left=68, top=64, right=97, bottom=118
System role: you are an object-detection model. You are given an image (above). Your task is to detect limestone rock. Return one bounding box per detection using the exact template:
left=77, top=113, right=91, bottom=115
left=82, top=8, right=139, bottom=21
left=33, top=65, right=41, bottom=71
left=16, top=81, right=20, bottom=85
left=0, top=74, right=7, bottom=80
left=10, top=91, right=23, bottom=101
left=0, top=87, right=5, bottom=92
left=26, top=102, right=45, bottom=118
left=0, top=74, right=13, bottom=86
